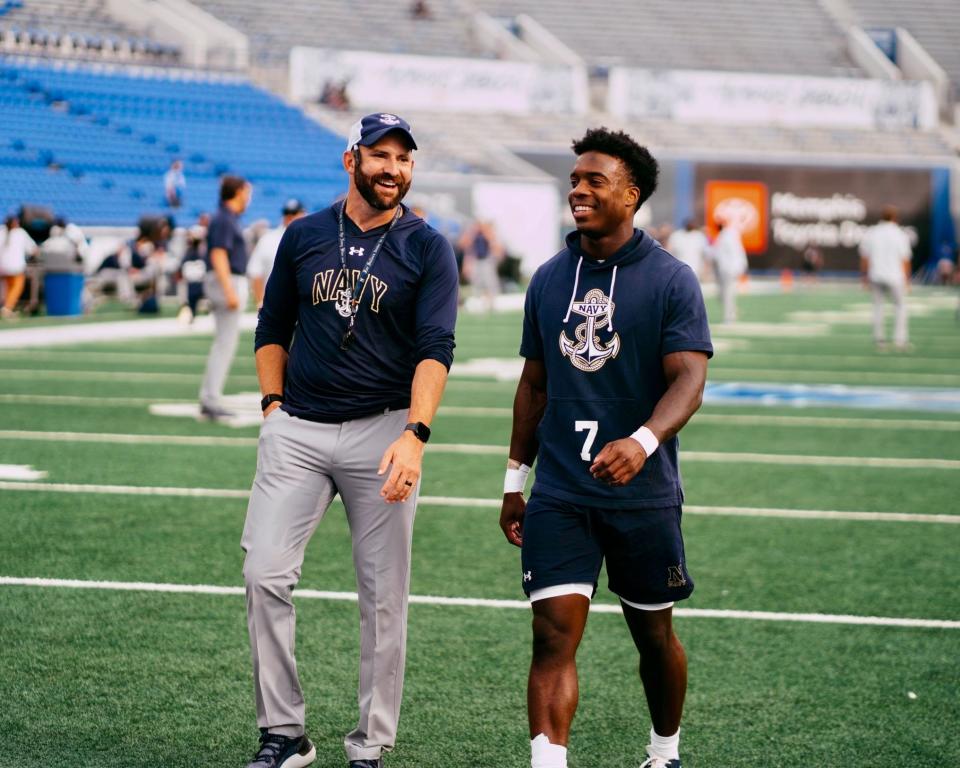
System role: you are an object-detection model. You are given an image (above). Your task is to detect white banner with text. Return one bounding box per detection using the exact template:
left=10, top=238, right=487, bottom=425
left=291, top=47, right=588, bottom=115
left=608, top=68, right=937, bottom=131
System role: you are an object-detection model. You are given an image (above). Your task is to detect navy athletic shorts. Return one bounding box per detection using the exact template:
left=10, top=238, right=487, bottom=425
left=520, top=492, right=694, bottom=605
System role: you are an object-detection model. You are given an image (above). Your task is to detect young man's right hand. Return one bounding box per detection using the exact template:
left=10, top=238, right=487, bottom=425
left=499, top=494, right=525, bottom=547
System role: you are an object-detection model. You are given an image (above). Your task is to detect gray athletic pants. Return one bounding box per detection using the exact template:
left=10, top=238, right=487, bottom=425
left=241, top=407, right=417, bottom=762
left=715, top=271, right=739, bottom=323
left=871, top=280, right=908, bottom=346
left=199, top=272, right=248, bottom=408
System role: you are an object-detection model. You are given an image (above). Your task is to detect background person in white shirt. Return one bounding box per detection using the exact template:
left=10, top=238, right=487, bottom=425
left=859, top=205, right=913, bottom=350
left=708, top=217, right=748, bottom=323
left=247, top=198, right=306, bottom=308
left=0, top=214, right=38, bottom=319
left=666, top=218, right=709, bottom=281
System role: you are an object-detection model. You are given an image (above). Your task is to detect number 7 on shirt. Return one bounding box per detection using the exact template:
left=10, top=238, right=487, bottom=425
left=575, top=420, right=598, bottom=462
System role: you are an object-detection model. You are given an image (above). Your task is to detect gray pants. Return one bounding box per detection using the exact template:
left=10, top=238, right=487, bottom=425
left=716, top=271, right=739, bottom=323
left=199, top=273, right=248, bottom=408
left=871, top=280, right=908, bottom=346
left=242, top=408, right=417, bottom=762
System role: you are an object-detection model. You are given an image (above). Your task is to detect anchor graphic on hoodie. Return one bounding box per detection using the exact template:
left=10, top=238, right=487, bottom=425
left=559, top=287, right=621, bottom=372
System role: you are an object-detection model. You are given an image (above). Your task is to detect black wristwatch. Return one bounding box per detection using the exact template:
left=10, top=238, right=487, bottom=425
left=260, top=393, right=283, bottom=412
left=404, top=421, right=431, bottom=443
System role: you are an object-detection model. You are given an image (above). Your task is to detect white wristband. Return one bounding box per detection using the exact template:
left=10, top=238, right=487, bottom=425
left=629, top=426, right=659, bottom=458
left=503, top=463, right=531, bottom=494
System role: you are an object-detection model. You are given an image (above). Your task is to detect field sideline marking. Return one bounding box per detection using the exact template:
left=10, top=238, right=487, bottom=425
left=1, top=368, right=261, bottom=385
left=710, top=368, right=960, bottom=386
left=5, top=364, right=960, bottom=387
left=5, top=394, right=960, bottom=432
left=1, top=480, right=957, bottom=524
left=2, top=429, right=958, bottom=468
left=694, top=413, right=960, bottom=431
left=1, top=576, right=956, bottom=629
left=3, top=347, right=957, bottom=367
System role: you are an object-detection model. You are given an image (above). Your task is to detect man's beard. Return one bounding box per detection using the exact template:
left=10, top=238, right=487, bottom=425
left=354, top=158, right=411, bottom=211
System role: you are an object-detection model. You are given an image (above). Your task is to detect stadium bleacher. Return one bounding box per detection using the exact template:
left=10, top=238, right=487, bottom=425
left=847, top=0, right=960, bottom=95
left=475, top=0, right=861, bottom=76
left=190, top=0, right=495, bottom=66
left=0, top=0, right=180, bottom=64
left=311, top=105, right=955, bottom=166
left=0, top=0, right=955, bottom=231
left=0, top=57, right=348, bottom=225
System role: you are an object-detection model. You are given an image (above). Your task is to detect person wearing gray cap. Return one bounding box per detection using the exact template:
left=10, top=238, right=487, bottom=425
left=241, top=113, right=458, bottom=768
left=247, top=198, right=307, bottom=308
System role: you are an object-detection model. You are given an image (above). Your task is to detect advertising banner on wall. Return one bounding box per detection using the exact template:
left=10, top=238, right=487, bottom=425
left=694, top=163, right=932, bottom=271
left=290, top=47, right=588, bottom=114
left=608, top=68, right=937, bottom=131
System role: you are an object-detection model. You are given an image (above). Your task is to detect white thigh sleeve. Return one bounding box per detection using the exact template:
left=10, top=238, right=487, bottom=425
left=529, top=582, right=594, bottom=603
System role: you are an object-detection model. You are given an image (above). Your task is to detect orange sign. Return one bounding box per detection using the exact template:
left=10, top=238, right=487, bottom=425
left=705, top=180, right=769, bottom=254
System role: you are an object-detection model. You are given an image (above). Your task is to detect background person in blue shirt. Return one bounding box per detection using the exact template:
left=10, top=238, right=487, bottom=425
left=242, top=113, right=458, bottom=768
left=199, top=175, right=252, bottom=420
left=499, top=128, right=713, bottom=768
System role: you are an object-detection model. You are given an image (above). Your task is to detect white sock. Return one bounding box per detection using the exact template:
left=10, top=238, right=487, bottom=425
left=531, top=733, right=567, bottom=768
left=648, top=727, right=680, bottom=760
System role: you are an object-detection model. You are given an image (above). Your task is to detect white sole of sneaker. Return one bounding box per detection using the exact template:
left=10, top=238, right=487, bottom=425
left=282, top=744, right=316, bottom=768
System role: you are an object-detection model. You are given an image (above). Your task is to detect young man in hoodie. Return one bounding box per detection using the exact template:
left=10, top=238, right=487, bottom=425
left=499, top=128, right=712, bottom=768
left=243, top=113, right=459, bottom=768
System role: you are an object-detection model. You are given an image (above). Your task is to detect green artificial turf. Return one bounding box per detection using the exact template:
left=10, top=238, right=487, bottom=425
left=1, top=285, right=958, bottom=767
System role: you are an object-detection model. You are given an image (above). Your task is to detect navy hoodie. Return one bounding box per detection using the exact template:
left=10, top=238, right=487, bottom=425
left=521, top=229, right=713, bottom=509
left=256, top=204, right=458, bottom=422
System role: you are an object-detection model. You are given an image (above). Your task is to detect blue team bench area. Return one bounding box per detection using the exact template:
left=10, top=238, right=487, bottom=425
left=0, top=56, right=346, bottom=225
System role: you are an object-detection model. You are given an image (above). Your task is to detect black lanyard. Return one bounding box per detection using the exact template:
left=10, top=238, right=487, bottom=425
left=336, top=201, right=402, bottom=351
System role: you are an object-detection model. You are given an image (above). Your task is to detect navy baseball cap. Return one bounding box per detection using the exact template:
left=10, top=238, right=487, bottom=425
left=281, top=198, right=305, bottom=215
left=346, top=113, right=417, bottom=151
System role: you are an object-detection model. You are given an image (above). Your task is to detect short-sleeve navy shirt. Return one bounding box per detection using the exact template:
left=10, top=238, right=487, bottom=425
left=206, top=205, right=248, bottom=275
left=521, top=229, right=713, bottom=509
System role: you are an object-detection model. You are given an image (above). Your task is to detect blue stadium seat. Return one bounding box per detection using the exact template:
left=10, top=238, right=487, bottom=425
left=0, top=57, right=346, bottom=224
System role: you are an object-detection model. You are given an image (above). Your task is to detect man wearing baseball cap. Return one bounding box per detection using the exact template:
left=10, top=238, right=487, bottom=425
left=241, top=113, right=457, bottom=768
left=247, top=198, right=307, bottom=308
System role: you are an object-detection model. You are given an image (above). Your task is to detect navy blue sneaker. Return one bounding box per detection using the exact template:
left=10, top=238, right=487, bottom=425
left=246, top=731, right=316, bottom=768
left=349, top=760, right=383, bottom=768
left=639, top=756, right=681, bottom=768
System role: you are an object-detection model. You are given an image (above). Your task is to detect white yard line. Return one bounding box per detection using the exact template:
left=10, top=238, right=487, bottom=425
left=1, top=481, right=957, bottom=524
left=9, top=363, right=959, bottom=387
left=0, top=430, right=259, bottom=447
left=431, top=446, right=960, bottom=470
left=1, top=368, right=260, bottom=385
left=682, top=451, right=960, bottom=469
left=711, top=368, right=960, bottom=386
left=1, top=575, right=956, bottom=629
left=7, top=395, right=960, bottom=431
left=0, top=394, right=192, bottom=406
left=693, top=413, right=960, bottom=431
left=0, top=350, right=214, bottom=364
left=3, top=430, right=957, bottom=468
left=0, top=313, right=259, bottom=349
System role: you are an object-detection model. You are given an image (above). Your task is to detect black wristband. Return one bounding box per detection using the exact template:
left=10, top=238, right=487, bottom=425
left=260, top=393, right=283, bottom=412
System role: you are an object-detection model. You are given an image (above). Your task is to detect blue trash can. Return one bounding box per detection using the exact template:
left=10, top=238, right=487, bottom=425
left=44, top=273, right=84, bottom=316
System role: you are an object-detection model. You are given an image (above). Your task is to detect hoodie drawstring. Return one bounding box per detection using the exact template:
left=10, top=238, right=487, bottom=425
left=563, top=258, right=619, bottom=333
left=607, top=265, right=618, bottom=333
left=562, top=256, right=583, bottom=323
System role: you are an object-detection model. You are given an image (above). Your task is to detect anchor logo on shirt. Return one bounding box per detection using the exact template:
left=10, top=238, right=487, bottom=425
left=559, top=288, right=621, bottom=372
left=334, top=290, right=353, bottom=317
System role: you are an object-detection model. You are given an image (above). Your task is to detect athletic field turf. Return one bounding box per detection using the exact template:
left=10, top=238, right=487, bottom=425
left=1, top=284, right=958, bottom=767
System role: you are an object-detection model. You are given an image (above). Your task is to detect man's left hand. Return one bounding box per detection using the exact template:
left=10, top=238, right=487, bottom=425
left=590, top=438, right=648, bottom=487
left=378, top=431, right=425, bottom=503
